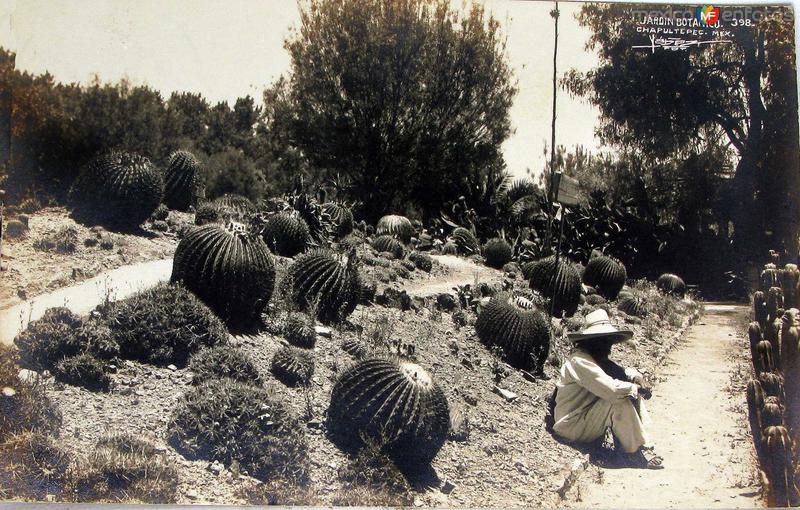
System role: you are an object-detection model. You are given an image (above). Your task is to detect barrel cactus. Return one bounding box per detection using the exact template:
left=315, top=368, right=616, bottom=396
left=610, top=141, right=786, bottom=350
left=171, top=222, right=276, bottom=323
left=260, top=212, right=311, bottom=257
left=341, top=337, right=367, bottom=358
left=371, top=235, right=405, bottom=259
left=475, top=293, right=551, bottom=371
left=164, top=150, right=203, bottom=211
left=288, top=249, right=361, bottom=323
left=322, top=202, right=354, bottom=238
left=582, top=255, right=627, bottom=300
left=283, top=312, right=317, bottom=349
left=483, top=238, right=512, bottom=269
left=450, top=227, right=481, bottom=256
left=523, top=256, right=582, bottom=317
left=441, top=242, right=458, bottom=255
left=214, top=194, right=257, bottom=218
left=328, top=358, right=450, bottom=465
left=618, top=295, right=647, bottom=318
left=656, top=273, right=686, bottom=298
left=409, top=252, right=433, bottom=272
left=376, top=215, right=414, bottom=243
left=70, top=151, right=163, bottom=226
left=271, top=346, right=314, bottom=386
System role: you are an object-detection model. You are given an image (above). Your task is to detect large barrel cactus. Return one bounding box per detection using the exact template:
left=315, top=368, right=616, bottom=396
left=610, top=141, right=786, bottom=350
left=450, top=227, right=481, bottom=256
left=164, top=150, right=203, bottom=211
left=260, top=212, right=311, bottom=257
left=475, top=293, right=551, bottom=371
left=523, top=256, right=581, bottom=317
left=322, top=203, right=354, bottom=238
left=376, top=215, right=414, bottom=243
left=371, top=235, right=405, bottom=259
left=582, top=255, right=627, bottom=300
left=328, top=358, right=450, bottom=465
left=171, top=222, right=276, bottom=323
left=483, top=238, right=512, bottom=269
left=70, top=151, right=164, bottom=226
left=618, top=295, right=647, bottom=318
left=287, top=249, right=361, bottom=323
left=656, top=273, right=686, bottom=298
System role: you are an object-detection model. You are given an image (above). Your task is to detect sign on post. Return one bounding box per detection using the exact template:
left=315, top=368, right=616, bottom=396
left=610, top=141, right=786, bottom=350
left=553, top=172, right=581, bottom=207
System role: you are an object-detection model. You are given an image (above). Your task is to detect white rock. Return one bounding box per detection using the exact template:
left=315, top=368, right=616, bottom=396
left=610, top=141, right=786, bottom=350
left=493, top=386, right=518, bottom=402
left=315, top=326, right=333, bottom=338
left=17, top=369, right=38, bottom=384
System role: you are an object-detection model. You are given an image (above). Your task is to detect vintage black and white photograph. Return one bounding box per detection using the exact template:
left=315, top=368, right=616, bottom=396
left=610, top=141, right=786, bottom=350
left=0, top=0, right=798, bottom=507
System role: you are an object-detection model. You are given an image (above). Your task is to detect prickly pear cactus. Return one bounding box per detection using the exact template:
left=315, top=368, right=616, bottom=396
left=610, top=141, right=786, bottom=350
left=171, top=222, right=276, bottom=323
left=260, top=212, right=311, bottom=257
left=376, top=215, right=414, bottom=243
left=475, top=292, right=551, bottom=371
left=287, top=249, right=361, bottom=323
left=328, top=358, right=450, bottom=465
left=482, top=238, right=512, bottom=269
left=656, top=273, right=686, bottom=298
left=271, top=346, right=314, bottom=386
left=582, top=255, right=627, bottom=300
left=450, top=227, right=481, bottom=256
left=70, top=151, right=164, bottom=226
left=164, top=150, right=203, bottom=211
left=523, top=256, right=582, bottom=317
left=322, top=203, right=354, bottom=238
left=371, top=235, right=405, bottom=259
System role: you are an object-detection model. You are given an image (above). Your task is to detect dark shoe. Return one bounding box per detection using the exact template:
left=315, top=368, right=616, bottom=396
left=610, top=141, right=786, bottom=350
left=623, top=449, right=664, bottom=469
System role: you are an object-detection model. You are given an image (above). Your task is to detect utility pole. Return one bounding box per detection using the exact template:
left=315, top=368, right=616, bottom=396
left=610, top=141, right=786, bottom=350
left=545, top=1, right=559, bottom=254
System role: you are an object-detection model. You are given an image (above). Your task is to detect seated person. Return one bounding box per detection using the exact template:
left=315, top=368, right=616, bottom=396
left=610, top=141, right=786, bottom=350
left=553, top=309, right=662, bottom=469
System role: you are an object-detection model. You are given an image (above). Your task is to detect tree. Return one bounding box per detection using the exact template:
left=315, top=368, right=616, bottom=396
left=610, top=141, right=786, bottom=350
left=563, top=4, right=799, bottom=262
left=283, top=0, right=517, bottom=221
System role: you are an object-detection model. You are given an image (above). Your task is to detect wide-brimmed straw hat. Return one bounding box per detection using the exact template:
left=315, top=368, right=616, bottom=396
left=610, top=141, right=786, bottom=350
left=567, top=309, right=633, bottom=344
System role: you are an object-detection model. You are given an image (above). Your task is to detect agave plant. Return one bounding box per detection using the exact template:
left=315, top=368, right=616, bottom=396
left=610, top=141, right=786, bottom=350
left=450, top=227, right=481, bottom=256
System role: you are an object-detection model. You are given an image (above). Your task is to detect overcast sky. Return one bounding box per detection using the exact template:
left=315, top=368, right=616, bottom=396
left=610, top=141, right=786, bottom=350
left=0, top=0, right=601, bottom=178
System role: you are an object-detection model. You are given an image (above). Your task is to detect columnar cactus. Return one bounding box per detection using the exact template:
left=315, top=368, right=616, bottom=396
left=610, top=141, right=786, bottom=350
left=171, top=222, right=276, bottom=323
left=762, top=425, right=794, bottom=507
left=761, top=264, right=781, bottom=291
left=582, top=255, right=627, bottom=300
left=754, top=291, right=768, bottom=329
left=767, top=287, right=784, bottom=323
left=450, top=227, right=481, bottom=256
left=287, top=249, right=361, bottom=323
left=475, top=293, right=551, bottom=371
left=371, top=235, right=405, bottom=259
left=70, top=151, right=164, bottom=226
left=523, top=256, right=582, bottom=317
left=656, top=273, right=686, bottom=298
left=376, top=215, right=414, bottom=243
left=749, top=322, right=764, bottom=371
left=781, top=264, right=799, bottom=308
left=164, top=150, right=203, bottom=211
left=328, top=358, right=450, bottom=465
left=271, top=346, right=314, bottom=386
left=260, top=212, right=311, bottom=257
left=482, top=238, right=512, bottom=269
left=322, top=203, right=354, bottom=238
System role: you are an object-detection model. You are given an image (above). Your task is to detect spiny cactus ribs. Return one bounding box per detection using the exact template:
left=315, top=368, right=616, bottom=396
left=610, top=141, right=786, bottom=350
left=582, top=255, right=627, bottom=300
left=70, top=151, right=164, bottom=225
left=322, top=202, right=354, bottom=238
left=450, top=227, right=481, bottom=256
left=523, top=256, right=581, bottom=317
left=371, top=235, right=405, bottom=259
left=656, top=273, right=686, bottom=298
left=341, top=337, right=367, bottom=358
left=283, top=312, right=316, bottom=348
left=171, top=223, right=276, bottom=323
left=164, top=150, right=203, bottom=211
left=376, top=215, right=414, bottom=243
left=288, top=249, right=361, bottom=323
left=195, top=194, right=256, bottom=225
left=259, top=212, right=310, bottom=257
left=328, top=358, right=450, bottom=465
left=761, top=265, right=780, bottom=291
left=618, top=295, right=647, bottom=318
left=483, top=238, right=512, bottom=269
left=475, top=292, right=551, bottom=371
left=271, top=346, right=315, bottom=386
left=409, top=252, right=433, bottom=272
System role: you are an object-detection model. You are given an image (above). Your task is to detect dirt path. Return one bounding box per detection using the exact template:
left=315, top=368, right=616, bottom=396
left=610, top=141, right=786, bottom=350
left=405, top=254, right=500, bottom=297
left=565, top=303, right=762, bottom=508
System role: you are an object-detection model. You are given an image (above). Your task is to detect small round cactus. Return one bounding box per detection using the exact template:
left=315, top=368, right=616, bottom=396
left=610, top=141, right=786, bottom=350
left=523, top=256, right=582, bottom=317
left=288, top=249, right=361, bottom=323
left=409, top=252, right=433, bottom=272
left=322, top=203, right=354, bottom=238
left=656, top=273, right=686, bottom=298
left=328, top=358, right=450, bottom=465
left=475, top=293, right=551, bottom=371
left=584, top=294, right=608, bottom=306
left=171, top=222, right=276, bottom=323
left=483, top=238, right=512, bottom=269
left=441, top=242, right=458, bottom=255
left=164, top=150, right=203, bottom=211
left=283, top=312, right=316, bottom=348
left=582, top=255, right=627, bottom=300
left=260, top=212, right=311, bottom=257
left=70, top=151, right=164, bottom=226
left=371, top=235, right=405, bottom=259
left=450, top=227, right=481, bottom=256
left=271, top=346, right=314, bottom=386
left=618, top=295, right=647, bottom=318
left=341, top=337, right=367, bottom=358
left=376, top=215, right=414, bottom=243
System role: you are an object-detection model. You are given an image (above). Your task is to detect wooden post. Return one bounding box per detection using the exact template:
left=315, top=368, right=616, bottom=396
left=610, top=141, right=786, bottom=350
left=545, top=1, right=560, bottom=254
left=0, top=51, right=13, bottom=272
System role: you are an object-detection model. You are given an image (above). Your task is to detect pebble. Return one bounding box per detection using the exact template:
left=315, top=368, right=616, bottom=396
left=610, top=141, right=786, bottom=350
left=315, top=326, right=333, bottom=338
left=494, top=386, right=518, bottom=402
left=168, top=364, right=178, bottom=371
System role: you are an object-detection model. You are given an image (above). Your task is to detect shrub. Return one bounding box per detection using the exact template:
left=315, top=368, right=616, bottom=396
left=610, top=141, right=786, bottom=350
left=328, top=358, right=450, bottom=466
left=164, top=150, right=204, bottom=211
left=376, top=215, right=413, bottom=243
left=449, top=227, right=481, bottom=256
left=322, top=202, right=354, bottom=238
left=168, top=379, right=309, bottom=482
left=584, top=294, right=607, bottom=306
left=656, top=273, right=686, bottom=298
left=260, top=212, right=311, bottom=257
left=371, top=235, right=405, bottom=259
left=6, top=219, right=28, bottom=239
left=33, top=226, right=79, bottom=254
left=0, top=431, right=71, bottom=500
left=271, top=347, right=315, bottom=387
left=482, top=238, right=512, bottom=269
left=171, top=223, right=276, bottom=323
left=0, top=345, right=62, bottom=440
left=189, top=345, right=262, bottom=386
left=582, top=255, right=627, bottom=300
left=54, top=354, right=111, bottom=392
left=107, top=283, right=228, bottom=367
left=283, top=312, right=316, bottom=348
left=151, top=220, right=169, bottom=232
left=150, top=203, right=169, bottom=221
left=288, top=249, right=361, bottom=323
left=334, top=440, right=412, bottom=506
left=523, top=256, right=582, bottom=317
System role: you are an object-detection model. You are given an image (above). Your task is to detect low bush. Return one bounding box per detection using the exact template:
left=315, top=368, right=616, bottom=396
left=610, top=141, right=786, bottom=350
left=168, top=379, right=309, bottom=483
left=333, top=441, right=412, bottom=506
left=0, top=345, right=62, bottom=440
left=0, top=431, right=71, bottom=501
left=54, top=354, right=111, bottom=392
left=150, top=204, right=169, bottom=221
left=6, top=219, right=28, bottom=239
left=33, top=226, right=79, bottom=254
left=189, top=345, right=262, bottom=386
left=106, top=283, right=228, bottom=367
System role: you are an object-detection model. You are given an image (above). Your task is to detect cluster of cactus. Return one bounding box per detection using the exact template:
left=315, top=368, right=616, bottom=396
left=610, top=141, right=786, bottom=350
left=656, top=273, right=686, bottom=298
left=271, top=346, right=315, bottom=386
left=482, top=238, right=512, bottom=269
left=259, top=212, right=311, bottom=257
left=371, top=235, right=405, bottom=259
left=171, top=222, right=276, bottom=323
left=322, top=202, right=354, bottom=238
left=287, top=249, right=361, bottom=323
left=376, top=215, right=414, bottom=243
left=70, top=151, right=164, bottom=226
left=475, top=293, right=551, bottom=371
left=327, top=358, right=450, bottom=465
left=449, top=227, right=481, bottom=256
left=582, top=254, right=627, bottom=300
left=523, top=256, right=582, bottom=317
left=164, top=150, right=203, bottom=211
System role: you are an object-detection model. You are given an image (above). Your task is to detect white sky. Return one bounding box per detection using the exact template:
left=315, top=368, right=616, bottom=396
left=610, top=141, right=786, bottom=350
left=0, top=0, right=602, bottom=179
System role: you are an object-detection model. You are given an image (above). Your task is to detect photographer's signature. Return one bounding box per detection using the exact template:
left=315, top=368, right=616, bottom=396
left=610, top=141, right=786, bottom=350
left=633, top=34, right=732, bottom=52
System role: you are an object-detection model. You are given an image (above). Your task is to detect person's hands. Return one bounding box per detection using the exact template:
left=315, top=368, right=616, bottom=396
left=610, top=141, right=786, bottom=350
left=638, top=384, right=652, bottom=400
